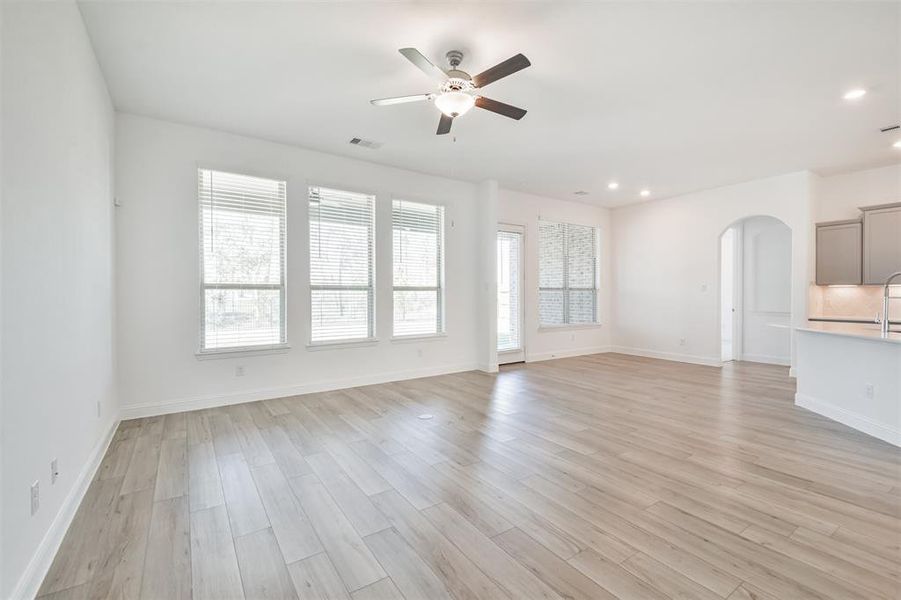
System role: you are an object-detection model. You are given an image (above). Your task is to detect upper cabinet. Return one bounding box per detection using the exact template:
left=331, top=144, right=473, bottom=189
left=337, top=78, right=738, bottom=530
left=816, top=220, right=862, bottom=285
left=862, top=203, right=901, bottom=285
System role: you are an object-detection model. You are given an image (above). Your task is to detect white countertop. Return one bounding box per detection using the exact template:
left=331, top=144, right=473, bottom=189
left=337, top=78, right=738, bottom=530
left=796, top=321, right=901, bottom=345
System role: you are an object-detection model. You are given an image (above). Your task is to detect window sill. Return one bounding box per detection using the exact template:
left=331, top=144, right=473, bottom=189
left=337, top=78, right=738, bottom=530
left=196, top=344, right=291, bottom=360
left=391, top=333, right=448, bottom=343
left=306, top=338, right=379, bottom=351
left=538, top=323, right=603, bottom=332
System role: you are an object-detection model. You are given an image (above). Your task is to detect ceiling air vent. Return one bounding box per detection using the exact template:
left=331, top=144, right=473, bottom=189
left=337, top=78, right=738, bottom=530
left=349, top=137, right=383, bottom=150
left=573, top=190, right=589, bottom=196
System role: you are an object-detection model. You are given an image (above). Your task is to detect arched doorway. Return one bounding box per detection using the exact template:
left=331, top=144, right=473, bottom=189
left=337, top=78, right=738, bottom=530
left=720, top=216, right=792, bottom=364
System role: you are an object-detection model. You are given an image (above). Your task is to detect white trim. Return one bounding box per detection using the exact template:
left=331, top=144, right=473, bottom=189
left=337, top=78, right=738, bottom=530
left=196, top=344, right=291, bottom=359
left=739, top=352, right=791, bottom=366
left=526, top=346, right=611, bottom=363
left=795, top=392, right=900, bottom=447
left=306, top=338, right=378, bottom=351
left=119, top=362, right=479, bottom=419
left=608, top=346, right=723, bottom=367
left=391, top=333, right=447, bottom=343
left=11, top=417, right=120, bottom=600
left=789, top=367, right=797, bottom=378
left=538, top=323, right=602, bottom=332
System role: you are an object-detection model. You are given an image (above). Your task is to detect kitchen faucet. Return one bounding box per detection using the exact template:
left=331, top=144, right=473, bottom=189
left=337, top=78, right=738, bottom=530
left=881, top=271, right=901, bottom=337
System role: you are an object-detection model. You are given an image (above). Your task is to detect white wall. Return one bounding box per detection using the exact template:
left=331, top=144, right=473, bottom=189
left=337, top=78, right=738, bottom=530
left=815, top=163, right=901, bottom=222
left=477, top=180, right=499, bottom=371
left=610, top=171, right=814, bottom=367
left=497, top=189, right=612, bottom=362
left=116, top=114, right=485, bottom=416
left=1, top=2, right=117, bottom=598
left=739, top=216, right=792, bottom=365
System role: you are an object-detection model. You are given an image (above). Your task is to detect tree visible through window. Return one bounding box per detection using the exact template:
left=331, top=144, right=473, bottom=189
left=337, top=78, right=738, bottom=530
left=309, top=186, right=375, bottom=343
left=393, top=200, right=445, bottom=337
left=199, top=169, right=287, bottom=351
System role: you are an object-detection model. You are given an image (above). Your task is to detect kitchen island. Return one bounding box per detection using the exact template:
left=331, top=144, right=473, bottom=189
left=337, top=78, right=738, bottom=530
left=795, top=321, right=901, bottom=446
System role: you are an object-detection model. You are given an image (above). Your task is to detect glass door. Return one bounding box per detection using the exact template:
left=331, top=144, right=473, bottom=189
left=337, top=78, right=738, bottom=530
left=497, top=226, right=525, bottom=363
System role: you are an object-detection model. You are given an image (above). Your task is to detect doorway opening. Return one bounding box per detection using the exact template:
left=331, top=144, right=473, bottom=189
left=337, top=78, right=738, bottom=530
left=719, top=216, right=792, bottom=365
left=497, top=225, right=525, bottom=364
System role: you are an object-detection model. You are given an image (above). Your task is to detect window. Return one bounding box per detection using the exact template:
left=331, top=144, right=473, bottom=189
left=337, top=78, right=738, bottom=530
left=497, top=230, right=523, bottom=352
left=199, top=168, right=286, bottom=351
left=538, top=220, right=599, bottom=326
left=393, top=200, right=445, bottom=337
left=309, top=186, right=375, bottom=343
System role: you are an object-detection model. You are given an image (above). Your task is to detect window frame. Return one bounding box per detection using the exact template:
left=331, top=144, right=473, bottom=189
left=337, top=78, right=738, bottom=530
left=391, top=198, right=447, bottom=339
left=537, top=220, right=601, bottom=328
left=197, top=166, right=289, bottom=356
left=307, top=184, right=377, bottom=346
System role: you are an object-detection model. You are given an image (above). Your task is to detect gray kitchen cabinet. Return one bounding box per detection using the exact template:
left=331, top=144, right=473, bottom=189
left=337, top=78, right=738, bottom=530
left=816, top=219, right=862, bottom=285
left=862, top=203, right=901, bottom=285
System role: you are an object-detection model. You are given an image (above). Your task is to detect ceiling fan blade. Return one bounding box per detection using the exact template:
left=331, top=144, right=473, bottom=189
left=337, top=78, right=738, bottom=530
left=399, top=48, right=448, bottom=82
left=370, top=94, right=434, bottom=106
left=472, top=53, right=531, bottom=88
left=475, top=96, right=527, bottom=120
left=437, top=113, right=453, bottom=135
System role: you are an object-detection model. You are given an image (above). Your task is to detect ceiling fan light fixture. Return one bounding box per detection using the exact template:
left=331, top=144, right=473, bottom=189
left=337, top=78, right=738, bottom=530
left=435, top=91, right=475, bottom=118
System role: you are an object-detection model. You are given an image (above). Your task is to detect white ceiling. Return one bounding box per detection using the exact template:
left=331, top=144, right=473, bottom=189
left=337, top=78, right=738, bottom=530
left=78, top=1, right=900, bottom=207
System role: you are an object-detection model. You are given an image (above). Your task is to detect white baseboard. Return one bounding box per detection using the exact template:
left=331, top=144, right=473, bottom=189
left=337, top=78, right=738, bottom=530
left=795, top=392, right=900, bottom=447
left=120, top=362, right=479, bottom=419
left=11, top=417, right=120, bottom=600
left=740, top=353, right=791, bottom=366
left=526, top=346, right=612, bottom=363
left=608, top=346, right=722, bottom=367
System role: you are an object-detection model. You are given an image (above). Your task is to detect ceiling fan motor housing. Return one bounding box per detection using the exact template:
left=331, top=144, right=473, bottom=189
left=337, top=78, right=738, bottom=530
left=445, top=50, right=464, bottom=68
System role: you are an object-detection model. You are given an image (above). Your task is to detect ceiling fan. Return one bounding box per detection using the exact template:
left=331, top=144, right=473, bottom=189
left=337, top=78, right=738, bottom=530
left=371, top=48, right=531, bottom=135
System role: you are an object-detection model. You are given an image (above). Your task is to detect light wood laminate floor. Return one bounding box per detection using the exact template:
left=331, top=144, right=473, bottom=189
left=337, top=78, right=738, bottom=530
left=39, top=354, right=901, bottom=600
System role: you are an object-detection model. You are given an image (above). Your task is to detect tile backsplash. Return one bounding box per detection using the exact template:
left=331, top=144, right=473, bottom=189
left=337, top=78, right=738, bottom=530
left=809, top=284, right=899, bottom=321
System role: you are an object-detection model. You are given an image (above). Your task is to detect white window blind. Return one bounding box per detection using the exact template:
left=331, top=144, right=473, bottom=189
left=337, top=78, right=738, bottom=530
left=393, top=200, right=445, bottom=337
left=199, top=168, right=286, bottom=351
left=309, top=186, right=375, bottom=343
left=538, top=220, right=599, bottom=326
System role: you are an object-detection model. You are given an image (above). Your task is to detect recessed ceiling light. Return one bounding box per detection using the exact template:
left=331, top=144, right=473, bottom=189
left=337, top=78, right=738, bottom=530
left=843, top=88, right=867, bottom=100
left=640, top=189, right=651, bottom=197
left=607, top=182, right=619, bottom=190
left=893, top=140, right=901, bottom=149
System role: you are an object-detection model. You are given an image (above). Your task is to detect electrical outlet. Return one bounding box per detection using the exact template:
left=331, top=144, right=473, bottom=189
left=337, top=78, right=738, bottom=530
left=701, top=283, right=708, bottom=292
left=235, top=365, right=245, bottom=377
left=31, top=481, right=40, bottom=515
left=865, top=383, right=875, bottom=399
left=679, top=337, right=686, bottom=346
left=51, top=459, right=59, bottom=484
